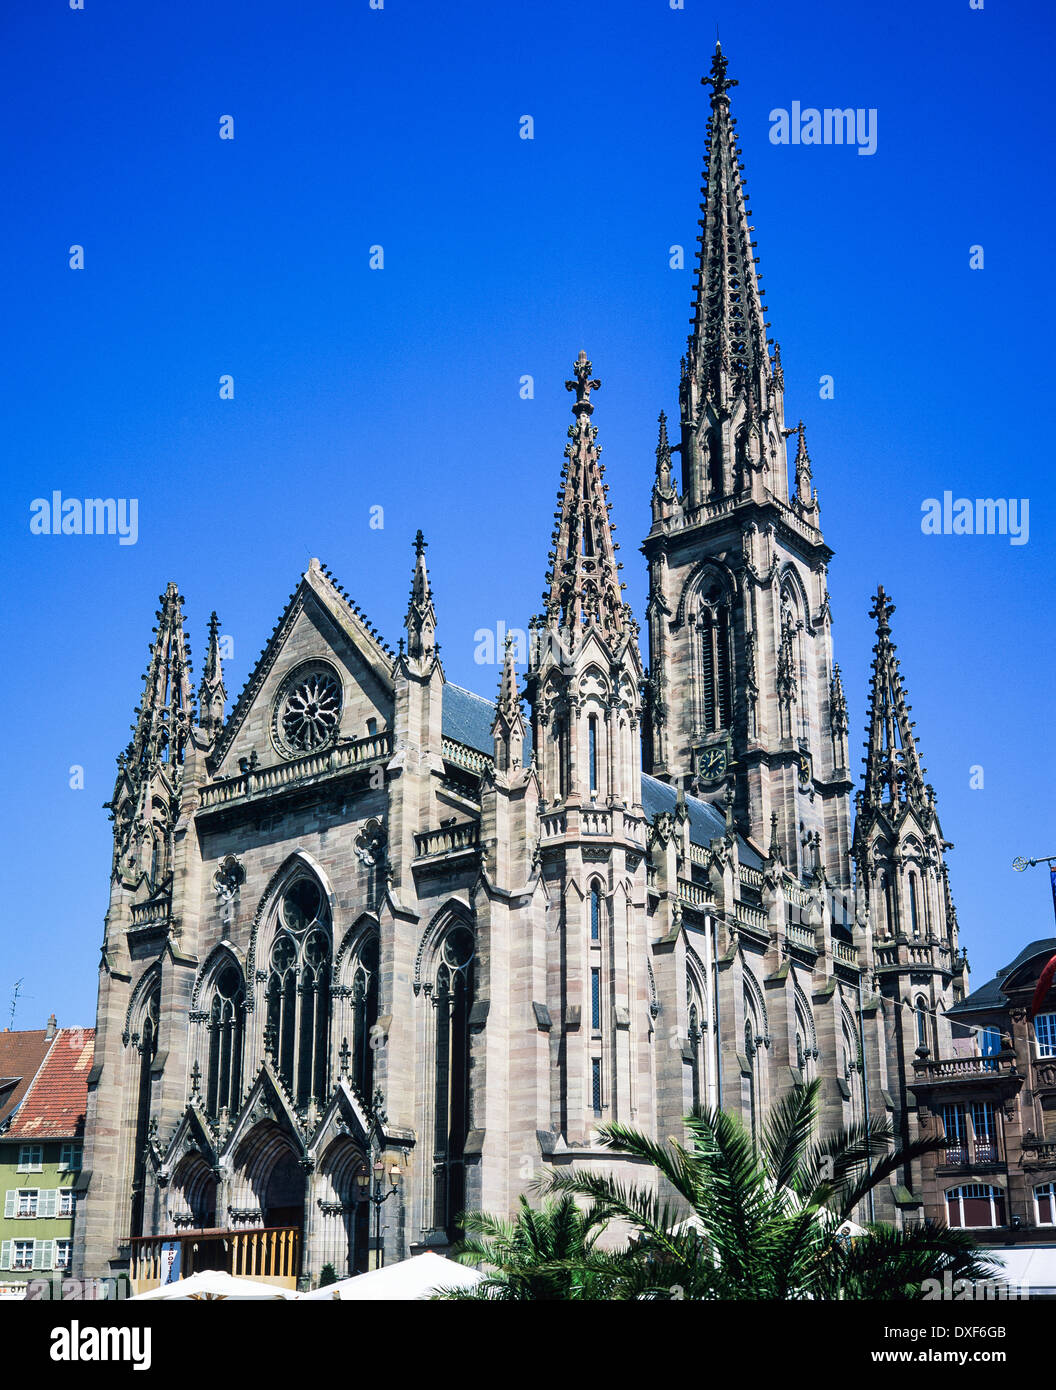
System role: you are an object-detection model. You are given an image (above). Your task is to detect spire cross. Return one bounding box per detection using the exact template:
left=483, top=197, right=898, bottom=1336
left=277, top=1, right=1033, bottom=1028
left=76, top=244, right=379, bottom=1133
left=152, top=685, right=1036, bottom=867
left=413, top=529, right=427, bottom=558
left=565, top=350, right=601, bottom=413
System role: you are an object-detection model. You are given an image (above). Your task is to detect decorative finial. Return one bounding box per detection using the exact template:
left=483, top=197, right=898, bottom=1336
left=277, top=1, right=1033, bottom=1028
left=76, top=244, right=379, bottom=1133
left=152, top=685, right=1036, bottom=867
left=703, top=44, right=737, bottom=99
left=870, top=586, right=895, bottom=633
left=413, top=529, right=427, bottom=558
left=565, top=350, right=601, bottom=414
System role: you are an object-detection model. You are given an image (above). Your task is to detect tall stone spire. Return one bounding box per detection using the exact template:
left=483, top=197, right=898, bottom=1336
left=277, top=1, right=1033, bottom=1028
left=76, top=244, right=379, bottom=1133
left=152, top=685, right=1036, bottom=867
left=125, top=582, right=194, bottom=777
left=197, top=611, right=226, bottom=737
left=860, top=586, right=929, bottom=814
left=491, top=634, right=525, bottom=773
left=109, top=582, right=194, bottom=883
left=404, top=530, right=437, bottom=661
left=539, top=351, right=634, bottom=643
left=679, top=42, right=778, bottom=509
left=792, top=421, right=817, bottom=513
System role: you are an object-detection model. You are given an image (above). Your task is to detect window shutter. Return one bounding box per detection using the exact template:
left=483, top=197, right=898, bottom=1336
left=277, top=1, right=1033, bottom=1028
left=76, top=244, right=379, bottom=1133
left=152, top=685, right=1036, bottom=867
left=3, top=1191, right=15, bottom=1219
left=41, top=1189, right=59, bottom=1219
left=37, top=1240, right=54, bottom=1271
left=0, top=1241, right=11, bottom=1271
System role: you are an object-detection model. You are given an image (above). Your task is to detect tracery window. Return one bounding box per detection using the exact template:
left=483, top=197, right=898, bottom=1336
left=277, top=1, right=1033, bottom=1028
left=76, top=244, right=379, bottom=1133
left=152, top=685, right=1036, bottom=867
left=434, top=925, right=474, bottom=1242
left=205, top=964, right=245, bottom=1118
left=265, top=879, right=332, bottom=1107
left=589, top=883, right=601, bottom=942
left=744, top=1006, right=760, bottom=1144
left=351, top=935, right=380, bottom=1099
left=130, top=984, right=160, bottom=1238
left=274, top=663, right=343, bottom=755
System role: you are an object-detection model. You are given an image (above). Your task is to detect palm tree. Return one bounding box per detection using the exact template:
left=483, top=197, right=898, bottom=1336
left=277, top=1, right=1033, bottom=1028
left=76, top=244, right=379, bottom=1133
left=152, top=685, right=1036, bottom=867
left=538, top=1080, right=996, bottom=1300
left=436, top=1193, right=623, bottom=1300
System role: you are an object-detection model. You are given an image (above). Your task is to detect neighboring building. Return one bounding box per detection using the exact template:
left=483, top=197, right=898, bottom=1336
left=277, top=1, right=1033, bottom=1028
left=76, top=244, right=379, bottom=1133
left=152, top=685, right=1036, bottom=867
left=909, top=939, right=1056, bottom=1247
left=76, top=44, right=967, bottom=1290
left=0, top=1021, right=94, bottom=1294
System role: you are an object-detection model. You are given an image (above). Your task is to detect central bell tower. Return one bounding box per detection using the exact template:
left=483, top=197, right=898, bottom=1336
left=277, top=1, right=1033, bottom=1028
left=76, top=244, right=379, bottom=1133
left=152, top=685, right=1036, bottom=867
left=642, top=44, right=853, bottom=885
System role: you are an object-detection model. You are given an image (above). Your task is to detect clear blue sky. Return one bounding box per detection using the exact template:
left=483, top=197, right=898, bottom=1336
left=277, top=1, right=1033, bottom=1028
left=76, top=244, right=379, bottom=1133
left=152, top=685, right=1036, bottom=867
left=1, top=0, right=1053, bottom=1030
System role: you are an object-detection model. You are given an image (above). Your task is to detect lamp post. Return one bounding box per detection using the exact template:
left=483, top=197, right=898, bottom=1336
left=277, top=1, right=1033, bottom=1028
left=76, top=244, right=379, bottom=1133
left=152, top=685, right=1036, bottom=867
left=354, top=1087, right=403, bottom=1270
left=1011, top=853, right=1056, bottom=872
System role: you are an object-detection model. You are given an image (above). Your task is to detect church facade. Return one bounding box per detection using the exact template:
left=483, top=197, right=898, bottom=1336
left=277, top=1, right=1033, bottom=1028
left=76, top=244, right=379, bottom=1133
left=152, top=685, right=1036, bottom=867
left=75, top=46, right=968, bottom=1285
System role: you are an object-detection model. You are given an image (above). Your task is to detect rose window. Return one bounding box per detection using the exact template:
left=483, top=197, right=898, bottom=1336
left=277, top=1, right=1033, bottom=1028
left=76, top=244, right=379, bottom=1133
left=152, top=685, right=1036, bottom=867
left=275, top=665, right=342, bottom=754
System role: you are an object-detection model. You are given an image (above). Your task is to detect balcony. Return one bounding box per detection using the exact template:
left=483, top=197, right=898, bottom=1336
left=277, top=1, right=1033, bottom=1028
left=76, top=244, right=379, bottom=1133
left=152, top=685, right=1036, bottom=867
left=198, top=731, right=392, bottom=812
left=129, top=1226, right=301, bottom=1294
left=414, top=820, right=480, bottom=860
left=913, top=1055, right=1015, bottom=1083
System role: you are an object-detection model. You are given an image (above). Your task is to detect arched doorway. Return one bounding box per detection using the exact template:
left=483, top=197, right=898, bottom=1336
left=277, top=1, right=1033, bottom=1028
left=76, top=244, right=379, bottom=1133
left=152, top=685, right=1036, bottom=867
left=317, top=1138, right=370, bottom=1276
left=264, top=1151, right=304, bottom=1230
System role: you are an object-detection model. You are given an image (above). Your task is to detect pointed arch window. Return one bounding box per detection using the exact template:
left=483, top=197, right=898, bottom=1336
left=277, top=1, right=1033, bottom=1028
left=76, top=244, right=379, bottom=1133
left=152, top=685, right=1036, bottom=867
left=697, top=578, right=733, bottom=735
left=744, top=1009, right=759, bottom=1144
left=206, top=964, right=245, bottom=1118
left=588, top=715, right=599, bottom=794
left=909, top=871, right=921, bottom=937
left=351, top=935, right=380, bottom=1099
left=130, top=984, right=160, bottom=1239
left=915, top=997, right=930, bottom=1053
left=434, top=924, right=474, bottom=1242
left=589, top=883, right=601, bottom=942
left=795, top=1003, right=816, bottom=1083
left=688, top=1000, right=703, bottom=1112
left=265, top=879, right=332, bottom=1108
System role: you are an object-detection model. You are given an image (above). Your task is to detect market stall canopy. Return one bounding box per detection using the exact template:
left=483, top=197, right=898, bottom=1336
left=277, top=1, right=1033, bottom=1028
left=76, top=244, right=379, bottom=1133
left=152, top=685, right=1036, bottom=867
left=296, top=1252, right=483, bottom=1301
left=129, top=1270, right=296, bottom=1300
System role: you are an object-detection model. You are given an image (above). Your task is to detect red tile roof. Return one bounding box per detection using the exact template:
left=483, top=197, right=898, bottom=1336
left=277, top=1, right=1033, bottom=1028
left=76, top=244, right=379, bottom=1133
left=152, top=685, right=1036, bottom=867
left=0, top=1030, right=53, bottom=1129
left=5, top=1029, right=95, bottom=1140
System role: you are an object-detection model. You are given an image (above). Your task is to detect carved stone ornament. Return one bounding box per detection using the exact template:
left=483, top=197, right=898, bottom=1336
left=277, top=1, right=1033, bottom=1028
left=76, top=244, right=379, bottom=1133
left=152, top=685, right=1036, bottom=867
left=214, top=854, right=246, bottom=903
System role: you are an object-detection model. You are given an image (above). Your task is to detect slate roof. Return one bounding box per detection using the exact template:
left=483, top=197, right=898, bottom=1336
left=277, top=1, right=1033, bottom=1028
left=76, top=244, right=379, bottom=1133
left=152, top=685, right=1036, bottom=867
left=0, top=1031, right=53, bottom=1130
left=440, top=683, right=761, bottom=865
left=5, top=1028, right=95, bottom=1141
left=948, top=938, right=1056, bottom=1018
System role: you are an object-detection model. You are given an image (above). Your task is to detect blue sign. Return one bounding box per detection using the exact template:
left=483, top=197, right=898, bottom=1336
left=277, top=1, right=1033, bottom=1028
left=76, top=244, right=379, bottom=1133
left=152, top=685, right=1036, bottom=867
left=160, top=1241, right=181, bottom=1285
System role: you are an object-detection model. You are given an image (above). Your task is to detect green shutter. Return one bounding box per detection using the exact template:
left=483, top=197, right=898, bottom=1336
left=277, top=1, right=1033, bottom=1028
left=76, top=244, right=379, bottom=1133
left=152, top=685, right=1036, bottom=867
left=40, top=1240, right=55, bottom=1271
left=3, top=1191, right=15, bottom=1219
left=0, top=1241, right=10, bottom=1271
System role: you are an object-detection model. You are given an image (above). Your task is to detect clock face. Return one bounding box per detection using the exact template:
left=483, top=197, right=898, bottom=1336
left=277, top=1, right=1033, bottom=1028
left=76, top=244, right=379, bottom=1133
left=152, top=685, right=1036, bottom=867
left=698, top=747, right=728, bottom=782
left=798, top=754, right=811, bottom=785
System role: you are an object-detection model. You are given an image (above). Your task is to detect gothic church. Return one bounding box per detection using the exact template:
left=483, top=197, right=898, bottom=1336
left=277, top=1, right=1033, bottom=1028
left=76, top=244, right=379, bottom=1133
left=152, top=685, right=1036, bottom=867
left=76, top=46, right=967, bottom=1285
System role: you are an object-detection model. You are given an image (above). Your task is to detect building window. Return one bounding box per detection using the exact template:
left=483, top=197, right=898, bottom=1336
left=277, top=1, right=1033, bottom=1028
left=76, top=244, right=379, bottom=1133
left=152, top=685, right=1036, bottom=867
left=590, top=884, right=601, bottom=942
left=591, top=1058, right=602, bottom=1115
left=945, top=1184, right=1006, bottom=1229
left=915, top=998, right=930, bottom=1052
left=591, top=969, right=601, bottom=1032
left=59, top=1189, right=75, bottom=1218
left=978, top=1025, right=1001, bottom=1070
left=59, top=1144, right=82, bottom=1172
left=697, top=587, right=733, bottom=734
left=16, top=1190, right=39, bottom=1218
left=433, top=925, right=475, bottom=1242
left=1034, top=1183, right=1056, bottom=1226
left=265, top=879, right=332, bottom=1108
left=1035, top=1013, right=1056, bottom=1059
left=971, top=1101, right=998, bottom=1164
left=13, top=1241, right=34, bottom=1271
left=206, top=964, right=245, bottom=1118
left=54, top=1240, right=72, bottom=1271
left=351, top=935, right=380, bottom=1100
left=16, top=1145, right=42, bottom=1173
left=588, top=715, right=598, bottom=794
left=908, top=872, right=920, bottom=937
left=941, top=1103, right=967, bottom=1164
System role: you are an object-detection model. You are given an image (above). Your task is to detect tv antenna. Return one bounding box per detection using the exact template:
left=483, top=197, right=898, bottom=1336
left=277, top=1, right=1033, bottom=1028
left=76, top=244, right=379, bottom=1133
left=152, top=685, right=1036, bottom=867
left=9, top=979, right=24, bottom=1030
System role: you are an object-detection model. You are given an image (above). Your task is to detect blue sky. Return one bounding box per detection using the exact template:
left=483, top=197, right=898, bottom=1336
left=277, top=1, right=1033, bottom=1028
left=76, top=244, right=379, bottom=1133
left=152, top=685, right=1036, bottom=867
left=1, top=0, right=1053, bottom=1029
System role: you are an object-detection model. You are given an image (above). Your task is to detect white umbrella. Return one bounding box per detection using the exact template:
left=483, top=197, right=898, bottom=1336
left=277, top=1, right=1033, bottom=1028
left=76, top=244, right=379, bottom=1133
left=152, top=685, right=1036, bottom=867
left=296, top=1252, right=483, bottom=1301
left=130, top=1269, right=296, bottom=1300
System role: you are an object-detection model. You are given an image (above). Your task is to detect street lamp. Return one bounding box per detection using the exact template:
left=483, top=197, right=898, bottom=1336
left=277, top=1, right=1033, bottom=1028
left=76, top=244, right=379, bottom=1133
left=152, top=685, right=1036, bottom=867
left=354, top=1087, right=403, bottom=1270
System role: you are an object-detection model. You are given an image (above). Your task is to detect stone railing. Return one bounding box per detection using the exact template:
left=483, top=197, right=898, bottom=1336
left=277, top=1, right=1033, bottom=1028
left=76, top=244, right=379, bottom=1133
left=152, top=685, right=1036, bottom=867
left=786, top=921, right=816, bottom=951
left=646, top=864, right=658, bottom=888
left=913, top=1055, right=1012, bottom=1082
left=199, top=731, right=392, bottom=810
left=540, top=810, right=567, bottom=838
left=737, top=903, right=769, bottom=934
left=414, top=821, right=480, bottom=859
left=130, top=896, right=172, bottom=928
left=677, top=878, right=710, bottom=908
left=874, top=946, right=898, bottom=968
left=783, top=881, right=811, bottom=909
left=581, top=809, right=612, bottom=836
left=833, top=940, right=859, bottom=966
left=441, top=737, right=493, bottom=776
left=739, top=863, right=765, bottom=890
